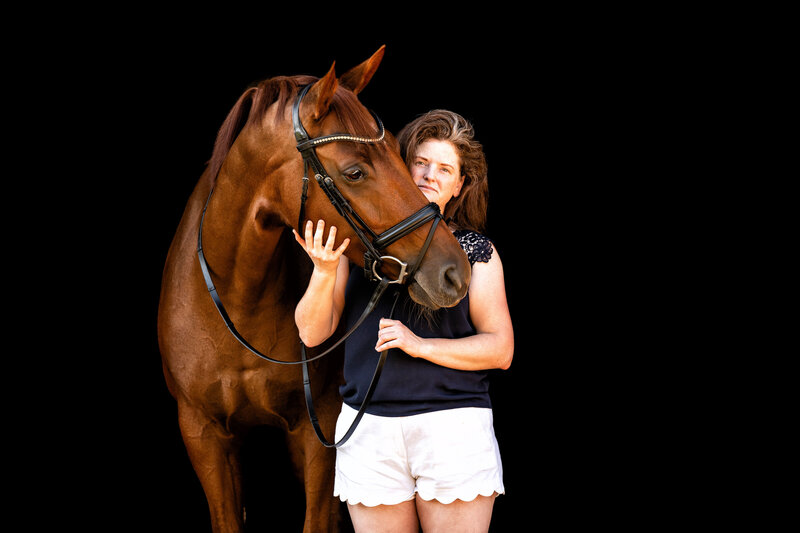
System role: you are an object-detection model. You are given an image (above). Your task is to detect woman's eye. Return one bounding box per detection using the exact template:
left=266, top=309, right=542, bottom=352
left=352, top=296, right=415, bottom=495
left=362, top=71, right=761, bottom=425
left=344, top=169, right=365, bottom=182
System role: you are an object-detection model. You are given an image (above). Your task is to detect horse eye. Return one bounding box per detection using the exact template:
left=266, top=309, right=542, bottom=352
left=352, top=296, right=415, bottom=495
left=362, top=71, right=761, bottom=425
left=344, top=169, right=365, bottom=182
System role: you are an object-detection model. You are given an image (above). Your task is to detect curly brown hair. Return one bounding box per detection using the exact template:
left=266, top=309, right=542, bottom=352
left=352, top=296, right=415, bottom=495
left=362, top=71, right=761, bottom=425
left=396, top=110, right=488, bottom=233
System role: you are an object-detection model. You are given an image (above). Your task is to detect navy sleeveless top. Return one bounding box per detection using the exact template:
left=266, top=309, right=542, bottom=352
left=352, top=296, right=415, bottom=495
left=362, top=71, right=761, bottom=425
left=340, top=230, right=494, bottom=417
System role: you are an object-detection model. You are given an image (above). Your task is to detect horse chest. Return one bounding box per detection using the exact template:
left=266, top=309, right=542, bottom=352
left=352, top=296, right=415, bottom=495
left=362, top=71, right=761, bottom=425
left=200, top=364, right=306, bottom=423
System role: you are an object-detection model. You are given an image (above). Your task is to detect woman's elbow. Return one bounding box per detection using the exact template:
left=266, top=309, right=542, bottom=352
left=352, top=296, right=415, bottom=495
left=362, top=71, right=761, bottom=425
left=295, top=314, right=335, bottom=348
left=295, top=311, right=319, bottom=347
left=496, top=347, right=513, bottom=370
left=298, top=330, right=318, bottom=348
left=497, top=331, right=514, bottom=370
left=296, top=322, right=328, bottom=348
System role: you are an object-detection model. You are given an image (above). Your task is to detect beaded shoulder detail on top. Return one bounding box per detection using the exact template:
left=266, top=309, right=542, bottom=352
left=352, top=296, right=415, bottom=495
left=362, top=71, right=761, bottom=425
left=454, top=229, right=494, bottom=265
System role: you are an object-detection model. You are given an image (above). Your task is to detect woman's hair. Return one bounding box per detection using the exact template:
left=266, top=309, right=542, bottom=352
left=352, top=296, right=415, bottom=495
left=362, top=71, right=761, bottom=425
left=396, top=110, right=488, bottom=233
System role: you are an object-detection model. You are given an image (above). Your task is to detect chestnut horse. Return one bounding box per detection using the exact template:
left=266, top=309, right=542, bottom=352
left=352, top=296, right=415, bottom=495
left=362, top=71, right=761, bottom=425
left=157, top=47, right=471, bottom=532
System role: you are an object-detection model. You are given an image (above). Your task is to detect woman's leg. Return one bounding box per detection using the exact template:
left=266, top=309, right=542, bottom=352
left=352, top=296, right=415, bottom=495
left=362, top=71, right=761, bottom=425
left=348, top=500, right=420, bottom=533
left=415, top=494, right=496, bottom=533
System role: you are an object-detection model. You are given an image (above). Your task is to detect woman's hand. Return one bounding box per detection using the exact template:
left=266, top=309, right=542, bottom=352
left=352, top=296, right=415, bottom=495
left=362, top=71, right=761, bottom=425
left=293, top=219, right=351, bottom=347
left=293, top=219, right=350, bottom=274
left=375, top=318, right=426, bottom=356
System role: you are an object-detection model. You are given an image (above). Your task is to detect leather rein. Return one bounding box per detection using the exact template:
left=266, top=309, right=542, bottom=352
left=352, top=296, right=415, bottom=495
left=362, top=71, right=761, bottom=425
left=197, top=84, right=443, bottom=447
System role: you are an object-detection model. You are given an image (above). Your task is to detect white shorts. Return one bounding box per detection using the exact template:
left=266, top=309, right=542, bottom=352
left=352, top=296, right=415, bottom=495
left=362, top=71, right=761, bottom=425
left=333, top=404, right=505, bottom=507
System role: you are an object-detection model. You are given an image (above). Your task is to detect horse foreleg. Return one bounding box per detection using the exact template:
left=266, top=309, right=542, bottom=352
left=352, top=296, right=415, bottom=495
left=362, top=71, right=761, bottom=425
left=286, top=422, right=340, bottom=533
left=178, top=401, right=245, bottom=533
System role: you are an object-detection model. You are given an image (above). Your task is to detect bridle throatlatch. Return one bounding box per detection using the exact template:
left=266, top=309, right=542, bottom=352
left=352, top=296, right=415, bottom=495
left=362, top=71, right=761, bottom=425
left=197, top=83, right=444, bottom=447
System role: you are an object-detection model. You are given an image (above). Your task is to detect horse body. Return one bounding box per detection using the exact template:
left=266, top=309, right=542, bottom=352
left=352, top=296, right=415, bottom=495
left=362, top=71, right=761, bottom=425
left=158, top=47, right=471, bottom=532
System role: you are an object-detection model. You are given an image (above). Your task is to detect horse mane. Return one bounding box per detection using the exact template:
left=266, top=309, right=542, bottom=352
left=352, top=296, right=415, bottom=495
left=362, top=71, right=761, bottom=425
left=206, top=74, right=386, bottom=183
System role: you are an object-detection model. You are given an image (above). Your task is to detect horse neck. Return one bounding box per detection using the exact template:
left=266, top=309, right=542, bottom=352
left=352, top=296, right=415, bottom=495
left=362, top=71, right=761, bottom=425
left=201, top=133, right=304, bottom=311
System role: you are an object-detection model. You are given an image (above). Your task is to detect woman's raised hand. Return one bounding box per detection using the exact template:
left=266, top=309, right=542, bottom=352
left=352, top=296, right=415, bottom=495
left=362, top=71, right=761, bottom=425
left=293, top=219, right=350, bottom=273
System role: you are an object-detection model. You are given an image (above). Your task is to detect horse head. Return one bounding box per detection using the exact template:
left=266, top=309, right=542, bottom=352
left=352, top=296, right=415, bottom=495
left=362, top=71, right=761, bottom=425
left=290, top=47, right=471, bottom=309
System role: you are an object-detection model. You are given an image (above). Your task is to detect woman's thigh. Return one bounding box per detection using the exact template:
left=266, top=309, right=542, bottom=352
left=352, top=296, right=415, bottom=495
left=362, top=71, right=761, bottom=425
left=415, top=493, right=496, bottom=533
left=347, top=500, right=419, bottom=533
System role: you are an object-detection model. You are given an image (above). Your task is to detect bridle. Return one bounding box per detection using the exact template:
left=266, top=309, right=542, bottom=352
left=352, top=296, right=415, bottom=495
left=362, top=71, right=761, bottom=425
left=196, top=84, right=444, bottom=447
left=293, top=84, right=442, bottom=286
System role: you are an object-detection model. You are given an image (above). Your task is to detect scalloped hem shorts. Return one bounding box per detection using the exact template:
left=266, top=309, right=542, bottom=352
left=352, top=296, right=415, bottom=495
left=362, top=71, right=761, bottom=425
left=333, top=404, right=505, bottom=507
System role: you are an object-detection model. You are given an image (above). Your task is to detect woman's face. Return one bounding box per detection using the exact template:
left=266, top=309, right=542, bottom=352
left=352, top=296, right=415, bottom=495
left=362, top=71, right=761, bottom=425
left=410, top=139, right=465, bottom=214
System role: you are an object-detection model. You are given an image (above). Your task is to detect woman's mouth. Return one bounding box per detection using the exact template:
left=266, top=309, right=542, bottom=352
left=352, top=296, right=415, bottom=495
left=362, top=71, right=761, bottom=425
left=418, top=185, right=437, bottom=194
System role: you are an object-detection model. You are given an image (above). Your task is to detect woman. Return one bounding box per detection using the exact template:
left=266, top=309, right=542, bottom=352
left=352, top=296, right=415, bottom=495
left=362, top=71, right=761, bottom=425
left=293, top=110, right=513, bottom=532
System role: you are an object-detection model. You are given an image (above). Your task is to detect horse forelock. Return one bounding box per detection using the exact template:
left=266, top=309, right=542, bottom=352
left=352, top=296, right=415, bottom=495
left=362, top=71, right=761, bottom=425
left=206, top=74, right=387, bottom=185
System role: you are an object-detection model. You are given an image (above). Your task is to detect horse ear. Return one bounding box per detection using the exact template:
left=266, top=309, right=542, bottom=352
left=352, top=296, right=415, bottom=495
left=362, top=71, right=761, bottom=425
left=339, top=45, right=385, bottom=95
left=307, top=62, right=339, bottom=120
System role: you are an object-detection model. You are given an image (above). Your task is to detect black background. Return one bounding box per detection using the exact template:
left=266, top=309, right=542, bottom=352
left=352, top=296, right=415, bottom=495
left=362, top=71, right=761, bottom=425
left=55, top=15, right=702, bottom=532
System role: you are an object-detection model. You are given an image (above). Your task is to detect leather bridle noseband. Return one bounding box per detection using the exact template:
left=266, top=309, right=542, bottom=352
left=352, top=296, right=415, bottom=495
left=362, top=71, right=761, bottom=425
left=196, top=84, right=444, bottom=447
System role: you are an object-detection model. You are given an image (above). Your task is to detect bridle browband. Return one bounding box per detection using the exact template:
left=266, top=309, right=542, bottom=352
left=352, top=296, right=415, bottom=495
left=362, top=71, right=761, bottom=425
left=196, top=84, right=444, bottom=447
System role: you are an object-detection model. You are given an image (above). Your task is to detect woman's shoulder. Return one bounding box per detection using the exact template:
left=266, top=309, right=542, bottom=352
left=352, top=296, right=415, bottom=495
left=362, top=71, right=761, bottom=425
left=453, top=229, right=494, bottom=266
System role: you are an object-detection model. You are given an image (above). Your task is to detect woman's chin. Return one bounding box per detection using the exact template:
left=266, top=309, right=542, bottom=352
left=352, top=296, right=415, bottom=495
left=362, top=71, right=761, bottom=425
left=418, top=189, right=437, bottom=204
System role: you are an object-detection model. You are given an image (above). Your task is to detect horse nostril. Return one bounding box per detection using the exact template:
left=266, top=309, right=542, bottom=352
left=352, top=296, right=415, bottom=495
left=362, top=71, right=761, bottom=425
left=442, top=264, right=466, bottom=296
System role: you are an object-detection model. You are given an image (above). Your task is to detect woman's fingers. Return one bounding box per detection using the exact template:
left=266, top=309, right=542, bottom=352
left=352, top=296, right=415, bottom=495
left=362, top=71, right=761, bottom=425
left=325, top=224, right=337, bottom=250
left=376, top=319, right=399, bottom=351
left=297, top=220, right=349, bottom=262
left=375, top=319, right=423, bottom=356
left=292, top=229, right=306, bottom=247
left=304, top=220, right=314, bottom=248
left=335, top=237, right=350, bottom=256
left=314, top=219, right=325, bottom=248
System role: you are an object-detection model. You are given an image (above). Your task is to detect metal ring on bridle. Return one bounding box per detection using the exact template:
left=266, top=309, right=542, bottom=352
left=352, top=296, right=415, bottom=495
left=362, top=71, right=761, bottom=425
left=372, top=255, right=408, bottom=285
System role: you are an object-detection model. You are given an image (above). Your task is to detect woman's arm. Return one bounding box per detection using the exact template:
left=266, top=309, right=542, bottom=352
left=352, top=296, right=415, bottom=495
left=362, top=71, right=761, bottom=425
left=293, top=220, right=351, bottom=347
left=375, top=244, right=514, bottom=371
